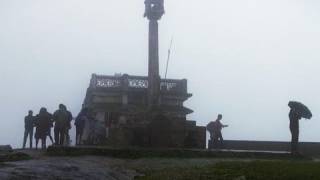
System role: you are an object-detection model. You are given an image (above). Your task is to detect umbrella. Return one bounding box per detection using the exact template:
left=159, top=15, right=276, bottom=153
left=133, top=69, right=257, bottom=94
left=288, top=101, right=312, bottom=119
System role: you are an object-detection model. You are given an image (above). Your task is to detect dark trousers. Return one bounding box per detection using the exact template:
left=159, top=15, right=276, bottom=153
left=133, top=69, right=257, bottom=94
left=36, top=137, right=47, bottom=149
left=54, top=127, right=65, bottom=145
left=23, top=129, right=33, bottom=149
left=290, top=126, right=299, bottom=153
left=212, top=131, right=224, bottom=148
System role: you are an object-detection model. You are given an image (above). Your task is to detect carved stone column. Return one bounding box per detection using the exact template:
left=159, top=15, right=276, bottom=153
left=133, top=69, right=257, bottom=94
left=148, top=20, right=160, bottom=107
left=144, top=0, right=165, bottom=108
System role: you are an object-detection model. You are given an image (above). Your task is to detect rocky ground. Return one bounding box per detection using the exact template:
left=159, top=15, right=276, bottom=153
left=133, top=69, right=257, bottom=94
left=0, top=149, right=227, bottom=180
left=0, top=147, right=314, bottom=180
left=0, top=150, right=134, bottom=180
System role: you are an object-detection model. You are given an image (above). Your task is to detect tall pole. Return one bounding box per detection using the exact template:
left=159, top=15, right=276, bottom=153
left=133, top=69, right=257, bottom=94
left=144, top=0, right=165, bottom=108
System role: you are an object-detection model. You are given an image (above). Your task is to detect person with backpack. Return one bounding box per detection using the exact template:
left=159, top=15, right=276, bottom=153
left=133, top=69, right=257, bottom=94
left=212, top=114, right=228, bottom=147
left=34, top=108, right=52, bottom=149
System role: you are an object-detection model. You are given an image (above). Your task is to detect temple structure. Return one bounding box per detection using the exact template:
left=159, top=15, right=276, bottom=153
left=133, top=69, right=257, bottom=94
left=81, top=0, right=206, bottom=149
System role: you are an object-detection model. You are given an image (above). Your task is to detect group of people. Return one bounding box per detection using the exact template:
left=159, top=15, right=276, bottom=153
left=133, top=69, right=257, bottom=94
left=23, top=104, right=105, bottom=149
left=22, top=104, right=73, bottom=149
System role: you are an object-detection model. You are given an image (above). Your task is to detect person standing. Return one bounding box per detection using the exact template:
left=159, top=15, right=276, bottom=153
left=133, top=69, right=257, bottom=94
left=75, top=108, right=88, bottom=145
left=213, top=114, right=228, bottom=147
left=289, top=108, right=302, bottom=154
left=63, top=105, right=73, bottom=146
left=22, top=110, right=35, bottom=149
left=34, top=108, right=52, bottom=150
left=53, top=104, right=69, bottom=145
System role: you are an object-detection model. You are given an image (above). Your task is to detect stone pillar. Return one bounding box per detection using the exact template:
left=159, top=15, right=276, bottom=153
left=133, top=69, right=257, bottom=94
left=148, top=20, right=160, bottom=107
left=144, top=0, right=165, bottom=108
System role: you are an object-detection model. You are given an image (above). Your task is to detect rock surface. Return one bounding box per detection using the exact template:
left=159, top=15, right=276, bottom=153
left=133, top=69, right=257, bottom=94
left=0, top=150, right=138, bottom=180
left=0, top=145, right=12, bottom=152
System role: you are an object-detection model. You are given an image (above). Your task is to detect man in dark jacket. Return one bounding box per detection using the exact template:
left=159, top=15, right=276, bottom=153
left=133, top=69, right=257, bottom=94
left=289, top=108, right=302, bottom=154
left=23, top=110, right=35, bottom=149
left=53, top=104, right=70, bottom=145
left=34, top=108, right=52, bottom=149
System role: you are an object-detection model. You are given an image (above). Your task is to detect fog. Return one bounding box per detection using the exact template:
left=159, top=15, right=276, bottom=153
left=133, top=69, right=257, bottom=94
left=1, top=0, right=320, bottom=148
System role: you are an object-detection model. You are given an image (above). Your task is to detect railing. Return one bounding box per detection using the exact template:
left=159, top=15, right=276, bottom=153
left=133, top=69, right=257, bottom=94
left=90, top=74, right=187, bottom=93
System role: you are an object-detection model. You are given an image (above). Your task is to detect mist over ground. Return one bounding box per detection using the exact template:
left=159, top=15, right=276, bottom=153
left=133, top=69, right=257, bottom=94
left=1, top=0, right=320, bottom=148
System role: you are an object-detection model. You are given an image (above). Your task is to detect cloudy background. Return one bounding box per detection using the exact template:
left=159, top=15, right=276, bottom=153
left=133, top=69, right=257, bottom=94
left=1, top=0, right=320, bottom=148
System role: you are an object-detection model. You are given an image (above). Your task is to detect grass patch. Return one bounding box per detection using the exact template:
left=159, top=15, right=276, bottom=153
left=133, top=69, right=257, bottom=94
left=135, top=160, right=320, bottom=180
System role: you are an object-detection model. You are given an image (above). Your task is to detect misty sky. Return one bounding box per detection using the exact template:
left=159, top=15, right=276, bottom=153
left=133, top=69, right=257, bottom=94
left=1, top=0, right=320, bottom=148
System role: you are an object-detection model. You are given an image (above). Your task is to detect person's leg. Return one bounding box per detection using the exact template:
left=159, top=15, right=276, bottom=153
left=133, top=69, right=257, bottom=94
left=49, top=134, right=54, bottom=144
left=29, top=130, right=33, bottom=149
left=219, top=133, right=224, bottom=142
left=22, top=130, right=28, bottom=149
left=209, top=131, right=213, bottom=140
left=42, top=137, right=47, bottom=149
left=290, top=127, right=295, bottom=153
left=290, top=127, right=299, bottom=154
left=218, top=132, right=224, bottom=147
left=35, top=138, right=39, bottom=150
left=54, top=127, right=59, bottom=145
left=75, top=127, right=79, bottom=145
left=293, top=130, right=299, bottom=154
left=212, top=133, right=218, bottom=149
left=290, top=126, right=293, bottom=152
left=66, top=130, right=70, bottom=146
left=59, top=129, right=65, bottom=145
left=48, top=129, right=54, bottom=144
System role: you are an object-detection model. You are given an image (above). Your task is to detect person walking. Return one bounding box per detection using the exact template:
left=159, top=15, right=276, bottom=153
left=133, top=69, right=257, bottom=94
left=22, top=110, right=35, bottom=149
left=212, top=114, right=228, bottom=147
left=34, top=108, right=52, bottom=150
left=53, top=104, right=70, bottom=145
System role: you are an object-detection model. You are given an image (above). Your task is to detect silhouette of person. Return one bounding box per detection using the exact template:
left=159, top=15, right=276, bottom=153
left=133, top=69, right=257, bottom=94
left=53, top=104, right=70, bottom=145
left=213, top=114, right=228, bottom=147
left=65, top=105, right=73, bottom=146
left=289, top=108, right=302, bottom=154
left=22, top=110, right=35, bottom=149
left=75, top=108, right=88, bottom=145
left=34, top=108, right=52, bottom=149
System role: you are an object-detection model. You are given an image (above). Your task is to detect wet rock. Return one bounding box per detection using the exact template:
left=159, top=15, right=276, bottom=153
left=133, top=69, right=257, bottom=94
left=0, top=156, right=138, bottom=180
left=0, top=145, right=12, bottom=153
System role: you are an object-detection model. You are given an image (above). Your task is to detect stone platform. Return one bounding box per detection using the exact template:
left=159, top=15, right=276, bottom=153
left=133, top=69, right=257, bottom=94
left=46, top=146, right=307, bottom=159
left=210, top=140, right=320, bottom=156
